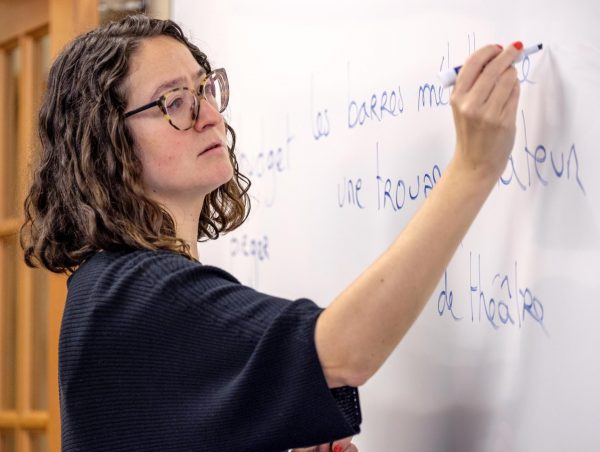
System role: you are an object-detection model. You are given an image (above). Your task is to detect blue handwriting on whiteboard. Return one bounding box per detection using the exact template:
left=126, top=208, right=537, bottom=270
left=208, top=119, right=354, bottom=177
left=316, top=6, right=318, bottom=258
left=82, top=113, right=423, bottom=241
left=437, top=271, right=462, bottom=320
left=228, top=233, right=270, bottom=288
left=437, top=253, right=546, bottom=334
left=416, top=82, right=449, bottom=111
left=518, top=54, right=535, bottom=85
left=337, top=177, right=365, bottom=209
left=500, top=110, right=585, bottom=194
left=230, top=234, right=270, bottom=262
left=416, top=42, right=451, bottom=111
left=238, top=120, right=294, bottom=207
left=347, top=64, right=404, bottom=129
left=375, top=142, right=441, bottom=211
left=311, top=74, right=330, bottom=140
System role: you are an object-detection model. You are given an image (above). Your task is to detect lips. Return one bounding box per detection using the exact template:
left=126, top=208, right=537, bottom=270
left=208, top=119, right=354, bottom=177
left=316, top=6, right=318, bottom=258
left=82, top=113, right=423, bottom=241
left=199, top=141, right=225, bottom=155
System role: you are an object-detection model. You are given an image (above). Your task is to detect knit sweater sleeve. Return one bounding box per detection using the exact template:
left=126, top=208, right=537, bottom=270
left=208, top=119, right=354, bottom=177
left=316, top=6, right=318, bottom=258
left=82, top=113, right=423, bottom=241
left=59, top=249, right=361, bottom=452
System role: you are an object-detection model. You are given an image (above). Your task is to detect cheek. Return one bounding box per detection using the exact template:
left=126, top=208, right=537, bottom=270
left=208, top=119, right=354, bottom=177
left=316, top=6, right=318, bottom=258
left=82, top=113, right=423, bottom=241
left=135, top=127, right=184, bottom=168
left=132, top=133, right=180, bottom=190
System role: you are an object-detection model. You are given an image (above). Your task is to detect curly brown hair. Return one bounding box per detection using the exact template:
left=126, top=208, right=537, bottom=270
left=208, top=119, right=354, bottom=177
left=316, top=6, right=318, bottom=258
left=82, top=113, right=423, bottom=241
left=20, top=14, right=251, bottom=274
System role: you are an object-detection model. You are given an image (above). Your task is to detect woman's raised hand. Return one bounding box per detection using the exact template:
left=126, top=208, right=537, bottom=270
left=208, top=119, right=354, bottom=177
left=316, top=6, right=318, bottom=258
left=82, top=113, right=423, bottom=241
left=450, top=42, right=523, bottom=181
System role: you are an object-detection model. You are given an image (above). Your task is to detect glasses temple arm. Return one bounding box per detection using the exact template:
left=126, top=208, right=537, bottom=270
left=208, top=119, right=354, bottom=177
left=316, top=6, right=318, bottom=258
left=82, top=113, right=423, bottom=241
left=124, top=99, right=162, bottom=118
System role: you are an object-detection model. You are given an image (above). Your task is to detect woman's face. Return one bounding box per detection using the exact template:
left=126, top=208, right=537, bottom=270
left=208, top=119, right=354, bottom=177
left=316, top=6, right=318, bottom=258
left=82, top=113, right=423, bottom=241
left=124, top=36, right=233, bottom=208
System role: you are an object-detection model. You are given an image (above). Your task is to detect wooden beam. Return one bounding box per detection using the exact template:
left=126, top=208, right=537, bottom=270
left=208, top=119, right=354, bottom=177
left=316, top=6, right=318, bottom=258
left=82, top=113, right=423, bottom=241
left=0, top=219, right=20, bottom=238
left=47, top=3, right=99, bottom=451
left=16, top=32, right=36, bottom=452
left=0, top=0, right=49, bottom=44
left=47, top=271, right=66, bottom=452
left=18, top=36, right=35, bottom=211
left=50, top=0, right=99, bottom=58
left=0, top=410, right=48, bottom=429
left=0, top=49, right=6, bottom=218
left=0, top=240, right=5, bottom=412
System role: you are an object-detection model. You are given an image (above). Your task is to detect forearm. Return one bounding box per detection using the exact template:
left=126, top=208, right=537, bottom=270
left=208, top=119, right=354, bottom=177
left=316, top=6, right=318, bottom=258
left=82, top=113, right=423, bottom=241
left=316, top=42, right=522, bottom=388
left=315, top=157, right=498, bottom=387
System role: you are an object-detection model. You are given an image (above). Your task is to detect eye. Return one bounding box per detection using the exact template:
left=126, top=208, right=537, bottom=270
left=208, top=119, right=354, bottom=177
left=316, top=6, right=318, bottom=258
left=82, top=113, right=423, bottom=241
left=166, top=95, right=185, bottom=111
left=205, top=82, right=216, bottom=98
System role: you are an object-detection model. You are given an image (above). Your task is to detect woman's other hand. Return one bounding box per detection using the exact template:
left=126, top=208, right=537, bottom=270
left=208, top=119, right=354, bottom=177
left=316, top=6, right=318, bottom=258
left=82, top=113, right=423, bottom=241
left=291, top=435, right=358, bottom=452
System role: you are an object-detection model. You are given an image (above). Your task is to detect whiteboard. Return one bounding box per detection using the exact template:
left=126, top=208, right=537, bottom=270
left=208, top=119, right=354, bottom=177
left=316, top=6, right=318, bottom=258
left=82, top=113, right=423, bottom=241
left=173, top=1, right=600, bottom=450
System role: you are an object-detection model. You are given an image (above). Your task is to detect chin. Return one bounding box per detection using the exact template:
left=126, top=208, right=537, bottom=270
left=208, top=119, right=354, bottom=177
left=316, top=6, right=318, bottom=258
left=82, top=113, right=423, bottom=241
left=219, top=160, right=235, bottom=183
left=205, top=165, right=235, bottom=192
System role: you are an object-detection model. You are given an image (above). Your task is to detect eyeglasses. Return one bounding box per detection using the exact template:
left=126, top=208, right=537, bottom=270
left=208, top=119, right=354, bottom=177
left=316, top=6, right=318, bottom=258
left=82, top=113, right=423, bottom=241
left=124, top=68, right=229, bottom=131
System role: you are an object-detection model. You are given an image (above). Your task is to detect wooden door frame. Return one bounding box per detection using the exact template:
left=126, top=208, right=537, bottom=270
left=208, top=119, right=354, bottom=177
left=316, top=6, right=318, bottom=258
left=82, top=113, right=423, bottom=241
left=46, top=4, right=100, bottom=450
left=0, top=1, right=99, bottom=451
left=2, top=2, right=173, bottom=449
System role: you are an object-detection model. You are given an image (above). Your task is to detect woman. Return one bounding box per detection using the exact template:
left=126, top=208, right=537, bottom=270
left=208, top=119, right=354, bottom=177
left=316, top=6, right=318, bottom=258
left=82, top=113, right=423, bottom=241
left=21, top=14, right=521, bottom=452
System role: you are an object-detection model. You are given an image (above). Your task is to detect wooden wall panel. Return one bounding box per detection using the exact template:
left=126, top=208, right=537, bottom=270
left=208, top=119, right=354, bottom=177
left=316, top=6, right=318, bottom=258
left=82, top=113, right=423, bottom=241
left=47, top=5, right=99, bottom=450
left=0, top=0, right=48, bottom=43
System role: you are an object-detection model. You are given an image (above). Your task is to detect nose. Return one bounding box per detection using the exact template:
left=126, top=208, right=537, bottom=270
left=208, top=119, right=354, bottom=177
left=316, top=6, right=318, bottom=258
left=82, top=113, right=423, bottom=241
left=193, top=98, right=223, bottom=132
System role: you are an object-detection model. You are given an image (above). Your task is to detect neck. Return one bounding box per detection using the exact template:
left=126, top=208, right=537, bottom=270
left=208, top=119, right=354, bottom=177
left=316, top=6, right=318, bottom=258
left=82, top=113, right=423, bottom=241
left=157, top=195, right=203, bottom=261
left=177, top=210, right=200, bottom=261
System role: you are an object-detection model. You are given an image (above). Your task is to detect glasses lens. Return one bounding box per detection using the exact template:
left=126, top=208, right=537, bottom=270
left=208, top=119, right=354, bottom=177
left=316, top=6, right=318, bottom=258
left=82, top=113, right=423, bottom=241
left=164, top=88, right=197, bottom=130
left=204, top=70, right=229, bottom=113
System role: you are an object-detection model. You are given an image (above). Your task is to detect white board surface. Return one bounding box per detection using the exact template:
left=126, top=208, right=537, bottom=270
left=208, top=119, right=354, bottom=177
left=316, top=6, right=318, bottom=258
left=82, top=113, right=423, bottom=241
left=173, top=1, right=600, bottom=450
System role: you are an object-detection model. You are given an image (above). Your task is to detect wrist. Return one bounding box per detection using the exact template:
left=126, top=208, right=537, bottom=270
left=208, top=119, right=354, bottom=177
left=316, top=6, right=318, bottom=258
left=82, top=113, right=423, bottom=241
left=435, top=155, right=499, bottom=217
left=447, top=151, right=501, bottom=192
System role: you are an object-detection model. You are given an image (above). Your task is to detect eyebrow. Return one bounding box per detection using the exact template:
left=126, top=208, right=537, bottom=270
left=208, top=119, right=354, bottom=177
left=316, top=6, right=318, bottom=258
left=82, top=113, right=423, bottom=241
left=149, top=69, right=206, bottom=100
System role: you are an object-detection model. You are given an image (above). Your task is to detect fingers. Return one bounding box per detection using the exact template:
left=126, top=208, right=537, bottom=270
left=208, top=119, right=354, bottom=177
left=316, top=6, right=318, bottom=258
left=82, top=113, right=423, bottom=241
left=448, top=41, right=523, bottom=178
left=292, top=436, right=358, bottom=452
left=500, top=76, right=520, bottom=122
left=451, top=41, right=522, bottom=122
left=453, top=44, right=502, bottom=96
left=331, top=436, right=356, bottom=452
left=487, top=65, right=518, bottom=108
left=468, top=43, right=522, bottom=103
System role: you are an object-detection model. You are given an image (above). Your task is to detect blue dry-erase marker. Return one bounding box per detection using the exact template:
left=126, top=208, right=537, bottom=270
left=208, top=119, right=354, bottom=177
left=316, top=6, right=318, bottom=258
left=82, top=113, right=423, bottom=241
left=438, top=43, right=543, bottom=88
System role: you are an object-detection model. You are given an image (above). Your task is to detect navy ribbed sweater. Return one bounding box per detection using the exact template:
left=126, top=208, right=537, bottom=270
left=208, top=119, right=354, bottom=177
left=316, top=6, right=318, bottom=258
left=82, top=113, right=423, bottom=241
left=59, top=249, right=361, bottom=451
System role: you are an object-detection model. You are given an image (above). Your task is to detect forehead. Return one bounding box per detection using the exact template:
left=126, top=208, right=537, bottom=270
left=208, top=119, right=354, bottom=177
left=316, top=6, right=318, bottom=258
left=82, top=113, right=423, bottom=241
left=126, top=35, right=202, bottom=101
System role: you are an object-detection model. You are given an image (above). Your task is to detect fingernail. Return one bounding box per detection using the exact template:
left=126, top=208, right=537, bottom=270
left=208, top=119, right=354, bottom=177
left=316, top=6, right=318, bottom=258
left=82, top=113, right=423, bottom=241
left=512, top=41, right=523, bottom=50
left=496, top=44, right=503, bottom=50
left=333, top=445, right=343, bottom=452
